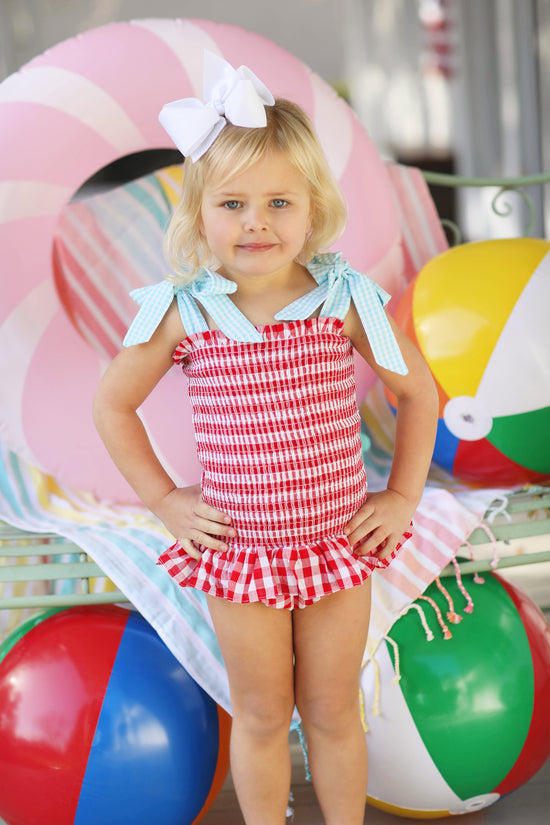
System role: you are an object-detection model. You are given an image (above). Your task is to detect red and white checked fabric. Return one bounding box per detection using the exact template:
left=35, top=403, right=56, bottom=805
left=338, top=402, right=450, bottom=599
left=157, top=317, right=411, bottom=608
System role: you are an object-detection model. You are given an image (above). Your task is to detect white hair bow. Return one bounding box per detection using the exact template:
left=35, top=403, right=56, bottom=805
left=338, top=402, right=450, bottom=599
left=159, top=51, right=275, bottom=162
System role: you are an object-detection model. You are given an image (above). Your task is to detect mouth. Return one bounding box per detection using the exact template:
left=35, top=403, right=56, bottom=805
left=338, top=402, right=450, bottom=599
left=237, top=243, right=276, bottom=252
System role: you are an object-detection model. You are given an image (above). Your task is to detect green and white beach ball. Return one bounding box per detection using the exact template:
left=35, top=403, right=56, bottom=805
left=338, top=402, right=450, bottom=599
left=362, top=572, right=550, bottom=818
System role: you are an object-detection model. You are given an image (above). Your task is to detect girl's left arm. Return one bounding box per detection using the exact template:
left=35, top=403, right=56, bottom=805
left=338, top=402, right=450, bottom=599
left=344, top=305, right=439, bottom=558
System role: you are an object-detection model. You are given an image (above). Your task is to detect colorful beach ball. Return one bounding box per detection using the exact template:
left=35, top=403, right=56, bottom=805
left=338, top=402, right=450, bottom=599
left=0, top=605, right=231, bottom=825
left=389, top=238, right=550, bottom=485
left=361, top=572, right=550, bottom=817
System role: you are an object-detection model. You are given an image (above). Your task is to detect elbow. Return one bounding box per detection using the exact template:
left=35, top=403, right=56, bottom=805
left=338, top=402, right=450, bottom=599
left=397, top=361, right=439, bottom=423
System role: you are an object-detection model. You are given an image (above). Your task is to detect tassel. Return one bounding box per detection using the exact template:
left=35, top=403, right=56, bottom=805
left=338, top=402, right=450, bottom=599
left=400, top=602, right=435, bottom=641
left=451, top=557, right=474, bottom=613
left=371, top=657, right=382, bottom=716
left=384, top=635, right=402, bottom=684
left=474, top=522, right=500, bottom=569
left=435, top=576, right=462, bottom=624
left=359, top=683, right=369, bottom=733
left=463, top=538, right=485, bottom=584
left=486, top=495, right=512, bottom=525
left=418, top=594, right=452, bottom=639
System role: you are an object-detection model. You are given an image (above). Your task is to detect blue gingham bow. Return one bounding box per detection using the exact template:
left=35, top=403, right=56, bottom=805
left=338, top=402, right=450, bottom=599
left=123, top=269, right=263, bottom=346
left=159, top=51, right=275, bottom=162
left=276, top=253, right=408, bottom=375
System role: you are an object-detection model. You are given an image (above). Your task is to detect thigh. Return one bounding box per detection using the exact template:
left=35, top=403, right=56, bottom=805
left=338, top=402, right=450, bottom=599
left=206, top=595, right=295, bottom=717
left=292, top=580, right=372, bottom=713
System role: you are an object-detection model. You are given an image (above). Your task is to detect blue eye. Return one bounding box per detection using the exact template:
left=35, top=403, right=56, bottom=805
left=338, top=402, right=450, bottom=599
left=223, top=200, right=241, bottom=209
left=271, top=199, right=288, bottom=208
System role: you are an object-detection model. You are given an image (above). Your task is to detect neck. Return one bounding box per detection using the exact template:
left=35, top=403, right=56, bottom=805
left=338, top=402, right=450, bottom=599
left=218, top=261, right=317, bottom=325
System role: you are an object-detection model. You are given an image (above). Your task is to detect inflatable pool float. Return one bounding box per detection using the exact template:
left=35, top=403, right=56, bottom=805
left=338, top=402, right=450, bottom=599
left=0, top=18, right=402, bottom=503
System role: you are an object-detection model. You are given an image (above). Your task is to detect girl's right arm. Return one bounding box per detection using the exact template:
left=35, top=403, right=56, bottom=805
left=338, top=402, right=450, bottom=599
left=92, top=302, right=234, bottom=559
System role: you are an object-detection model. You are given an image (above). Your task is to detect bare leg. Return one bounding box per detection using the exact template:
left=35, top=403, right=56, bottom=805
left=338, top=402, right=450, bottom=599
left=206, top=596, right=295, bottom=825
left=293, top=579, right=372, bottom=825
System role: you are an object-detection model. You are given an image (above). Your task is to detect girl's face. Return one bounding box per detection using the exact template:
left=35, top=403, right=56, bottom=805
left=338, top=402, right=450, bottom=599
left=200, top=150, right=313, bottom=283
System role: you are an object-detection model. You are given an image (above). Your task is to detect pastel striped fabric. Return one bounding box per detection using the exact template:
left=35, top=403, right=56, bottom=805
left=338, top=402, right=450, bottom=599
left=0, top=434, right=500, bottom=717
left=53, top=173, right=172, bottom=360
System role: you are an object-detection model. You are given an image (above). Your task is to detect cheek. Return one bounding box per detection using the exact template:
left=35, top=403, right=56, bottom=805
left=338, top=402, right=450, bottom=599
left=200, top=212, right=221, bottom=245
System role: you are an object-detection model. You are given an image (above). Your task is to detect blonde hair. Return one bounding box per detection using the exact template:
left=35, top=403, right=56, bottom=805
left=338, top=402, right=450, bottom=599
left=164, top=98, right=347, bottom=279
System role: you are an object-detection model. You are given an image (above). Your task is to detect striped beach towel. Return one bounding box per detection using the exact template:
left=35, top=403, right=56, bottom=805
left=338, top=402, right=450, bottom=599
left=0, top=432, right=499, bottom=717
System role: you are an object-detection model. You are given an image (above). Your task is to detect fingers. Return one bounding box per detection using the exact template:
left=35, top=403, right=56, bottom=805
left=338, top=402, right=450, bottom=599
left=195, top=498, right=236, bottom=538
left=354, top=531, right=397, bottom=558
left=344, top=491, right=413, bottom=558
left=158, top=486, right=237, bottom=557
left=344, top=505, right=380, bottom=552
left=178, top=538, right=203, bottom=561
left=196, top=496, right=233, bottom=527
left=176, top=493, right=236, bottom=555
left=188, top=497, right=236, bottom=551
left=180, top=526, right=233, bottom=553
left=344, top=505, right=375, bottom=545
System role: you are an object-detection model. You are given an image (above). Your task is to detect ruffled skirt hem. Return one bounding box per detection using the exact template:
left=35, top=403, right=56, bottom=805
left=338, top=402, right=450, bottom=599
left=156, top=531, right=412, bottom=610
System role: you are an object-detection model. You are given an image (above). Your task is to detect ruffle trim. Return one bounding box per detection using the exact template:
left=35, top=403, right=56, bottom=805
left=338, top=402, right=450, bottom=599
left=156, top=530, right=412, bottom=610
left=172, top=316, right=345, bottom=364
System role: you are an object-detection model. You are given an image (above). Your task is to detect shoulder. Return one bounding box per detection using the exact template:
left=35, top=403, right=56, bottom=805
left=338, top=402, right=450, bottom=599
left=308, top=252, right=391, bottom=302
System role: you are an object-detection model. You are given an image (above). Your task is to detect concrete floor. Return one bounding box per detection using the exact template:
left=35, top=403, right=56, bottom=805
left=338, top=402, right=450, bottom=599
left=202, top=741, right=550, bottom=825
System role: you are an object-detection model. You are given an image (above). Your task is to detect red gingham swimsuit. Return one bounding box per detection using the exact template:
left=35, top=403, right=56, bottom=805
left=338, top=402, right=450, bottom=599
left=156, top=314, right=411, bottom=609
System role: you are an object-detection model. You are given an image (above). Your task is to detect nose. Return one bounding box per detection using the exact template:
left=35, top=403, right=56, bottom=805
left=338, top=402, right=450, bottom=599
left=243, top=204, right=268, bottom=231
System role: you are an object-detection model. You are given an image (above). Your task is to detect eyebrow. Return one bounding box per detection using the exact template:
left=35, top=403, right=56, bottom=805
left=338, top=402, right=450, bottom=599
left=213, top=190, right=300, bottom=198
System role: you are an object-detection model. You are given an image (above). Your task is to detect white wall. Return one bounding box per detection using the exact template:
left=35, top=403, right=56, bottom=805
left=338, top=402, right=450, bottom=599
left=0, top=0, right=345, bottom=82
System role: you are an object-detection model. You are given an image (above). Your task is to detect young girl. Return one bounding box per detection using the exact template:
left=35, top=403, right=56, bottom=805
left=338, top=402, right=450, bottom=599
left=93, top=53, right=438, bottom=825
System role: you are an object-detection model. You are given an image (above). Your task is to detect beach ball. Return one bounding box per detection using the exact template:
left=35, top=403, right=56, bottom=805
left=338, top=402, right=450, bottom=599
left=0, top=605, right=231, bottom=825
left=362, top=572, right=550, bottom=817
left=388, top=238, right=550, bottom=484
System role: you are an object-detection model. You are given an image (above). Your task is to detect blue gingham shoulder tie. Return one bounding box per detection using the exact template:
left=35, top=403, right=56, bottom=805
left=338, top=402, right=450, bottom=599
left=275, top=252, right=408, bottom=375
left=123, top=268, right=263, bottom=346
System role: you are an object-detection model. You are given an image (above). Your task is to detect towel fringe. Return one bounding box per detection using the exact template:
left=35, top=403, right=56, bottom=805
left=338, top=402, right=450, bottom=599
left=384, top=634, right=402, bottom=684
left=358, top=554, right=485, bottom=732
left=418, top=593, right=453, bottom=639
left=399, top=602, right=435, bottom=640
left=450, top=556, right=475, bottom=613
left=435, top=575, right=462, bottom=624
left=462, top=539, right=485, bottom=583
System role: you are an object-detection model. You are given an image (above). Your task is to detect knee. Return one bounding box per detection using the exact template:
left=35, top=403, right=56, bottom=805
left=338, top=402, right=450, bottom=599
left=232, top=691, right=295, bottom=740
left=296, top=689, right=360, bottom=738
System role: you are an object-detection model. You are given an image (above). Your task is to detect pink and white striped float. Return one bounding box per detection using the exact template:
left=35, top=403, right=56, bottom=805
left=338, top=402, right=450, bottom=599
left=0, top=18, right=402, bottom=503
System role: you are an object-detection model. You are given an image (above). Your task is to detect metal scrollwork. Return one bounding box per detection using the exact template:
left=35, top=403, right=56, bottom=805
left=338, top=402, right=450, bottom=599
left=420, top=170, right=550, bottom=243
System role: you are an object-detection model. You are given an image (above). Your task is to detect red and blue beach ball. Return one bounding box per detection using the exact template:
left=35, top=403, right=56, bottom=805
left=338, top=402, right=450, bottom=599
left=362, top=572, right=550, bottom=817
left=0, top=605, right=231, bottom=825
